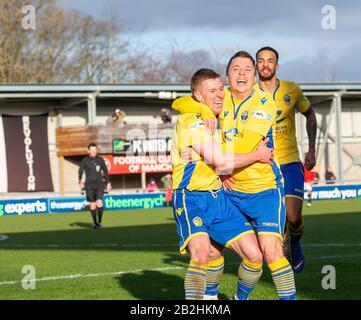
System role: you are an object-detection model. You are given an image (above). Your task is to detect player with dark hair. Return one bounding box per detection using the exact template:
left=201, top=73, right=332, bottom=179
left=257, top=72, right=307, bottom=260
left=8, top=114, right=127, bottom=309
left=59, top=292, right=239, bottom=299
left=255, top=46, right=317, bottom=273
left=79, top=143, right=112, bottom=229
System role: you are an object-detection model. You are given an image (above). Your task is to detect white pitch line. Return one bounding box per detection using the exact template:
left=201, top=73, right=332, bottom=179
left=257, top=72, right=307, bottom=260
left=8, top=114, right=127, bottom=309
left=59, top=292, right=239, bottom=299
left=0, top=243, right=176, bottom=248
left=1, top=242, right=361, bottom=248
left=309, top=253, right=361, bottom=260
left=1, top=253, right=361, bottom=287
left=0, top=235, right=8, bottom=241
left=0, top=266, right=183, bottom=286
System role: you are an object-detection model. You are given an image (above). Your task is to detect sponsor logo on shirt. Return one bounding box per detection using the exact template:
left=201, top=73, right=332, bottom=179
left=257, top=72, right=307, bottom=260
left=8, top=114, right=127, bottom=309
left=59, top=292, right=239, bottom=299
left=262, top=222, right=279, bottom=227
left=192, top=216, right=203, bottom=227
left=189, top=122, right=204, bottom=130
left=283, top=95, right=291, bottom=103
left=241, top=111, right=248, bottom=121
left=250, top=110, right=274, bottom=121
left=224, top=128, right=238, bottom=142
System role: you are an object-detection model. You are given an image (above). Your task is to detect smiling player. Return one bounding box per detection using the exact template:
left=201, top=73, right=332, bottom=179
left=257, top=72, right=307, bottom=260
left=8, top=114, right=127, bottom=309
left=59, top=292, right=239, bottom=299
left=255, top=47, right=317, bottom=273
left=172, top=68, right=273, bottom=300
left=172, top=51, right=297, bottom=300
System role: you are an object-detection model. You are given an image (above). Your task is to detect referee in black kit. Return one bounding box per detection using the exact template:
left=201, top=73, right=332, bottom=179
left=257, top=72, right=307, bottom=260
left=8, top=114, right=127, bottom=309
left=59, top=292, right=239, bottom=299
left=79, top=143, right=112, bottom=229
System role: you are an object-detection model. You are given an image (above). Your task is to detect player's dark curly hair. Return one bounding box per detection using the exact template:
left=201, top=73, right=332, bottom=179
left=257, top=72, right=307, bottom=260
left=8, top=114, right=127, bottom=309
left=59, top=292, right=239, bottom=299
left=256, top=46, right=279, bottom=63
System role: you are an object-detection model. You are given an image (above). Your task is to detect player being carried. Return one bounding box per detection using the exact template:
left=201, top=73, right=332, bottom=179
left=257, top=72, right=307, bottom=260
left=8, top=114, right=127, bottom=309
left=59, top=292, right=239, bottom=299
left=173, top=51, right=297, bottom=300
left=171, top=68, right=273, bottom=300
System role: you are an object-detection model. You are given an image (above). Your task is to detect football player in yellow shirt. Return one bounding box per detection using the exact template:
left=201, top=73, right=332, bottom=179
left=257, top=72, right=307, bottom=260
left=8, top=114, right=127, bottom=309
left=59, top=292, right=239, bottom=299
left=255, top=47, right=317, bottom=273
left=172, top=51, right=297, bottom=300
left=172, top=68, right=273, bottom=300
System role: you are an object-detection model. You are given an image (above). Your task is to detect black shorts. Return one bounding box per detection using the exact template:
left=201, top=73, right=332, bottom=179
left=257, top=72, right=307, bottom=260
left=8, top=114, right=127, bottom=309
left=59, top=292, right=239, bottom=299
left=85, top=185, right=104, bottom=202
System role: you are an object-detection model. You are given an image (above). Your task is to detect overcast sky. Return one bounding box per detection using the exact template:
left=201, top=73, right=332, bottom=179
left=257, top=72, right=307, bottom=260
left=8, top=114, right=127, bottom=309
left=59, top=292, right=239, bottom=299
left=59, top=0, right=360, bottom=83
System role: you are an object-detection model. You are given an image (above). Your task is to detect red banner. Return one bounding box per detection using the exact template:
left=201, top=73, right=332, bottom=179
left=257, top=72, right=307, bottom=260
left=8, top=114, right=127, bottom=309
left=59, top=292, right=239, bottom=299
left=101, top=155, right=172, bottom=174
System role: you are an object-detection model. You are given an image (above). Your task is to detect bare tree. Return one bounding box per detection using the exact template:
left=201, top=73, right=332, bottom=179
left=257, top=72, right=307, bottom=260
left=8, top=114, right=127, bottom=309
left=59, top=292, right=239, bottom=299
left=314, top=48, right=338, bottom=83
left=134, top=40, right=226, bottom=84
left=0, top=0, right=138, bottom=84
left=0, top=1, right=227, bottom=84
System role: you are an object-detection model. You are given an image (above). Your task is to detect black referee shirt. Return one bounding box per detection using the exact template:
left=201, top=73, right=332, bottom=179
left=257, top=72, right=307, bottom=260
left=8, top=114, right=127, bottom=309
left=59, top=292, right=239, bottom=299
left=78, top=156, right=110, bottom=188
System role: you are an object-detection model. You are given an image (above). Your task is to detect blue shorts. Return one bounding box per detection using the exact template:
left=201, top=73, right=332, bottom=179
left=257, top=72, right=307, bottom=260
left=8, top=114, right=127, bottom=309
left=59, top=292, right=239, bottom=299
left=224, top=188, right=286, bottom=240
left=172, top=189, right=253, bottom=254
left=280, top=162, right=304, bottom=199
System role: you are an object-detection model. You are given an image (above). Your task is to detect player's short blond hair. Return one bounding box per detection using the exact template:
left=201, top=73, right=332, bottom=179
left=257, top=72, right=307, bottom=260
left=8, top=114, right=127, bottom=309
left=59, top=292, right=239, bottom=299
left=190, top=68, right=220, bottom=96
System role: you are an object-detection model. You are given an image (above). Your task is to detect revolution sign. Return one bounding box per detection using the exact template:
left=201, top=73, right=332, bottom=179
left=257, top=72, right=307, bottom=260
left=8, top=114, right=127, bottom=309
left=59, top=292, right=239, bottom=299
left=2, top=114, right=54, bottom=192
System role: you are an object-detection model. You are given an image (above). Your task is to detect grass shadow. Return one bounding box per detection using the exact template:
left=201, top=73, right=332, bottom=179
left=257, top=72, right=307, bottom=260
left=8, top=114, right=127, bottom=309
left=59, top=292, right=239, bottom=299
left=117, top=270, right=184, bottom=300
left=69, top=222, right=94, bottom=229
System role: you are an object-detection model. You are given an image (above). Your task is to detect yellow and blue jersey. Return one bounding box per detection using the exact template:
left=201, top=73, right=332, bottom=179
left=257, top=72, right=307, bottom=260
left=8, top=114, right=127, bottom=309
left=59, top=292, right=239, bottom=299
left=254, top=80, right=311, bottom=165
left=171, top=113, right=221, bottom=191
left=171, top=113, right=254, bottom=254
left=221, top=88, right=283, bottom=193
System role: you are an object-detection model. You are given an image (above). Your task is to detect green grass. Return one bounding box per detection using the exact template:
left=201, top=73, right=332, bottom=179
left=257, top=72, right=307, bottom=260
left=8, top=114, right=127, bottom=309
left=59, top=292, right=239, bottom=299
left=0, top=199, right=361, bottom=300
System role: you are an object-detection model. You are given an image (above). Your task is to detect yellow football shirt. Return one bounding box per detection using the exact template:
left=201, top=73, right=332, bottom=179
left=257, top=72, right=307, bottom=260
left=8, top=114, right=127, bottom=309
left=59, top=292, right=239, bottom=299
left=254, top=80, right=311, bottom=165
left=172, top=113, right=221, bottom=191
left=221, top=88, right=283, bottom=193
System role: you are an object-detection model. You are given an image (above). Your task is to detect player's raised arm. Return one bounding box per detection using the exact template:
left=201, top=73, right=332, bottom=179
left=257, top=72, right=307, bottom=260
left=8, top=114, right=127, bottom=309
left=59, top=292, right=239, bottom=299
left=223, top=129, right=265, bottom=154
left=172, top=94, right=218, bottom=134
left=191, top=132, right=272, bottom=172
left=172, top=96, right=215, bottom=119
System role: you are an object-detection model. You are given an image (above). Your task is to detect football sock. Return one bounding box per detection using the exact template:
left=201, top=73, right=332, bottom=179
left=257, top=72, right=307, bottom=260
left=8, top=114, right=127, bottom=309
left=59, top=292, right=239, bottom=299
left=205, top=256, right=224, bottom=297
left=283, top=229, right=292, bottom=263
left=268, top=257, right=296, bottom=300
left=184, top=260, right=207, bottom=300
left=289, top=218, right=304, bottom=242
left=97, top=206, right=103, bottom=224
left=236, top=259, right=263, bottom=300
left=90, top=209, right=97, bottom=224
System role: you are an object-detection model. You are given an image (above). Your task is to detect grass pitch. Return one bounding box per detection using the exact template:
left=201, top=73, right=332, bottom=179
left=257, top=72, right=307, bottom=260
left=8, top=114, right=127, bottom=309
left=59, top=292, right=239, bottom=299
left=0, top=199, right=361, bottom=300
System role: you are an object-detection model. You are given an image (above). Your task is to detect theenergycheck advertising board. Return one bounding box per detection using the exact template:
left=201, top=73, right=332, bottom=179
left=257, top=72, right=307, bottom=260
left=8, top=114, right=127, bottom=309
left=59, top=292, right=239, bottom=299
left=0, top=193, right=167, bottom=216
left=1, top=185, right=361, bottom=216
left=104, top=194, right=166, bottom=210
left=48, top=197, right=88, bottom=213
left=304, top=184, right=361, bottom=200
